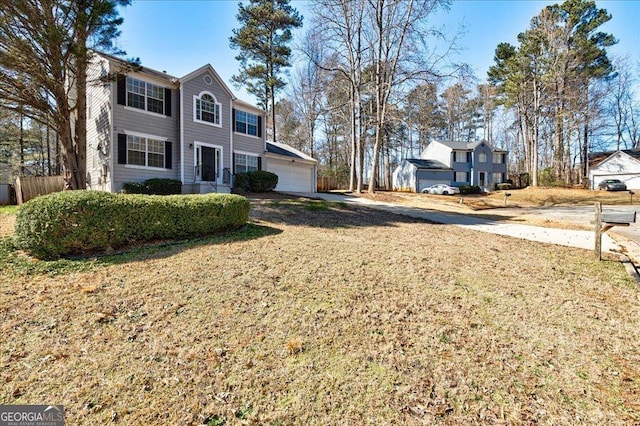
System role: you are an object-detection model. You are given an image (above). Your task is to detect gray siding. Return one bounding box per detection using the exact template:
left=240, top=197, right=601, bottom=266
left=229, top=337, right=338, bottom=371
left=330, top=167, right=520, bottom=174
left=182, top=70, right=233, bottom=183
left=86, top=56, right=113, bottom=191
left=111, top=70, right=180, bottom=191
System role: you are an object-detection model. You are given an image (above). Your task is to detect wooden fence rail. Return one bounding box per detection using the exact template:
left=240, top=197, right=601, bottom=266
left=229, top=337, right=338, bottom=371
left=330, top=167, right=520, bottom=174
left=15, top=175, right=65, bottom=205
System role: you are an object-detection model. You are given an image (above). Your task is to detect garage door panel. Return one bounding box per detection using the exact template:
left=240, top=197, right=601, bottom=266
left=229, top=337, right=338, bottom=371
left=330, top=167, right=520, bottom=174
left=267, top=159, right=313, bottom=192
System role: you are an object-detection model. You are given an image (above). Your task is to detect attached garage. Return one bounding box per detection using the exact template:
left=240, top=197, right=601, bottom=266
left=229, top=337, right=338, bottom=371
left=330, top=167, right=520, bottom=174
left=265, top=142, right=317, bottom=193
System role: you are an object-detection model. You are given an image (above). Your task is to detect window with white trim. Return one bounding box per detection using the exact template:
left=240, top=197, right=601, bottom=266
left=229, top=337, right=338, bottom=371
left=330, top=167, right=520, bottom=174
left=195, top=92, right=221, bottom=126
left=492, top=172, right=505, bottom=183
left=493, top=153, right=506, bottom=164
left=454, top=151, right=468, bottom=162
left=127, top=135, right=165, bottom=168
left=478, top=152, right=488, bottom=162
left=126, top=77, right=165, bottom=114
left=235, top=110, right=259, bottom=136
left=455, top=172, right=469, bottom=182
left=235, top=153, right=259, bottom=173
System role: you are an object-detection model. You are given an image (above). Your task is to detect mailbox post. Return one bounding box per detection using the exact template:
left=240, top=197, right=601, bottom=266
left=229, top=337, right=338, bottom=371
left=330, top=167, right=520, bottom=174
left=594, top=202, right=637, bottom=260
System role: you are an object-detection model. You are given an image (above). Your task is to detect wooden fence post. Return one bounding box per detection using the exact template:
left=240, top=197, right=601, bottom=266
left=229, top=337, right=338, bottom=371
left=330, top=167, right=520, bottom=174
left=594, top=202, right=602, bottom=260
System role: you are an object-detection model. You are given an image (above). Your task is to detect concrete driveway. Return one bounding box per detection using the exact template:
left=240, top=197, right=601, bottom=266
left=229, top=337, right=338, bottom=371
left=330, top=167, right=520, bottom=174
left=288, top=192, right=636, bottom=258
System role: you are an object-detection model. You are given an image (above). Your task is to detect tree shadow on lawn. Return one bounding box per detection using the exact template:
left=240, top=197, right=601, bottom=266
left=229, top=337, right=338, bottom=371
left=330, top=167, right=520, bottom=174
left=1, top=223, right=282, bottom=276
left=248, top=193, right=519, bottom=228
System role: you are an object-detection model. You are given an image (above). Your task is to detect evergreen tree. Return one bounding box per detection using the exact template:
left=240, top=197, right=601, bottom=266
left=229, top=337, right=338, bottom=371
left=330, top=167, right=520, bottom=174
left=0, top=0, right=130, bottom=189
left=229, top=0, right=303, bottom=143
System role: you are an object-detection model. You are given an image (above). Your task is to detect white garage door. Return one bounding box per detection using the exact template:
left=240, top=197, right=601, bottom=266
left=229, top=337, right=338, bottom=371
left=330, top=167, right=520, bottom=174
left=267, top=159, right=314, bottom=193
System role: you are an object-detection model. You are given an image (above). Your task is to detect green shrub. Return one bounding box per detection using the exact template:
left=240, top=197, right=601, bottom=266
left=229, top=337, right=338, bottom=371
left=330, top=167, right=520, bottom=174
left=122, top=178, right=182, bottom=195
left=234, top=171, right=278, bottom=192
left=13, top=190, right=249, bottom=259
left=233, top=173, right=251, bottom=192
left=459, top=185, right=481, bottom=194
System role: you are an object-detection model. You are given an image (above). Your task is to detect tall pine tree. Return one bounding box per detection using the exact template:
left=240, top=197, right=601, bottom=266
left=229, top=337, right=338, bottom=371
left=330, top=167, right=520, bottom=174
left=0, top=0, right=130, bottom=189
left=229, top=0, right=302, bottom=143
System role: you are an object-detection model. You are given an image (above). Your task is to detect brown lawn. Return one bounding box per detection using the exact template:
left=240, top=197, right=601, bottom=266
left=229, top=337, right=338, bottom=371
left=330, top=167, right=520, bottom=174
left=1, top=194, right=639, bottom=425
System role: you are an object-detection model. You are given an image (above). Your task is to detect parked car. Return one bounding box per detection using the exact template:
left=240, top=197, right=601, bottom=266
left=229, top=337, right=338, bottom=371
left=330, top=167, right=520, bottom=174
left=598, top=179, right=627, bottom=191
left=422, top=184, right=460, bottom=195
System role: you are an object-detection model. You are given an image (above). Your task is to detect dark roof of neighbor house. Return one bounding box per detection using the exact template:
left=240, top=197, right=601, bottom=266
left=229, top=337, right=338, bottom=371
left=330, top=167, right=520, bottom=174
left=406, top=159, right=451, bottom=170
left=588, top=149, right=640, bottom=168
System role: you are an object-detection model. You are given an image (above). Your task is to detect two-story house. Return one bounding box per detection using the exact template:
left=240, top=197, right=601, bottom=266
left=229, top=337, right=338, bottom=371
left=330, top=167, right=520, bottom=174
left=84, top=52, right=316, bottom=194
left=392, top=140, right=508, bottom=192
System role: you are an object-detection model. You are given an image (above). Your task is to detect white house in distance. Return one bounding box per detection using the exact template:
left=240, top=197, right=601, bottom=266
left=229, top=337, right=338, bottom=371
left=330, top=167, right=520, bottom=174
left=589, top=150, right=640, bottom=190
left=393, top=140, right=508, bottom=192
left=84, top=51, right=315, bottom=194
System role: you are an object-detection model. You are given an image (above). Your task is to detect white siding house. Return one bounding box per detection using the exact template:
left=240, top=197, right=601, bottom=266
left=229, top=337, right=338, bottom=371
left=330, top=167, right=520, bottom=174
left=589, top=150, right=640, bottom=190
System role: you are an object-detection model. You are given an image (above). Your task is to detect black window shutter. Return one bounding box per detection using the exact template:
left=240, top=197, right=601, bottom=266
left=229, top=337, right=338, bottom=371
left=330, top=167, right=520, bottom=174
left=118, top=134, right=127, bottom=164
left=164, top=88, right=172, bottom=116
left=257, top=116, right=263, bottom=137
left=258, top=156, right=262, bottom=171
left=467, top=152, right=472, bottom=162
left=232, top=109, right=236, bottom=131
left=164, top=141, right=172, bottom=169
left=117, top=74, right=126, bottom=105
left=232, top=153, right=236, bottom=174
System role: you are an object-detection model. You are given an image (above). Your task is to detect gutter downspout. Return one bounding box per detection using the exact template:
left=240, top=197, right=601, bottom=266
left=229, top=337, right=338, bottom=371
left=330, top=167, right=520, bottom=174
left=180, top=81, right=184, bottom=188
left=229, top=99, right=233, bottom=183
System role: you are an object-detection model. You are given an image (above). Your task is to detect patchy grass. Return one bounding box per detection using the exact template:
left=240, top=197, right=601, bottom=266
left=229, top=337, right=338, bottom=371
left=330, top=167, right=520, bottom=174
left=361, top=187, right=636, bottom=211
left=1, top=194, right=639, bottom=425
left=0, top=207, right=16, bottom=238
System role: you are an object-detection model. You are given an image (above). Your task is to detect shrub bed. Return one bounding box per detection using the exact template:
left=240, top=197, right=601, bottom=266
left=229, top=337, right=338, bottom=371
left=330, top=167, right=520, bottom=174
left=234, top=171, right=278, bottom=193
left=459, top=185, right=482, bottom=194
left=122, top=178, right=182, bottom=195
left=13, top=190, right=250, bottom=259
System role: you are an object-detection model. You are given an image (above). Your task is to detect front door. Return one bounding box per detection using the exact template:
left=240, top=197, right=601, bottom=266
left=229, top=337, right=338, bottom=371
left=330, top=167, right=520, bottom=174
left=479, top=172, right=486, bottom=187
left=195, top=145, right=221, bottom=183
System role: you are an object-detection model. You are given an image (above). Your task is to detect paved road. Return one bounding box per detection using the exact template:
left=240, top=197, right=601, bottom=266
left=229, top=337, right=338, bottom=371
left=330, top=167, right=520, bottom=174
left=290, top=192, right=622, bottom=254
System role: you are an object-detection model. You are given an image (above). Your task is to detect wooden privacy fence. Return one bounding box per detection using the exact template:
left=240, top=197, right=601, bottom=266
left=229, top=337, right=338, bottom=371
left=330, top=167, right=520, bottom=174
left=15, top=175, right=65, bottom=205
left=317, top=176, right=338, bottom=192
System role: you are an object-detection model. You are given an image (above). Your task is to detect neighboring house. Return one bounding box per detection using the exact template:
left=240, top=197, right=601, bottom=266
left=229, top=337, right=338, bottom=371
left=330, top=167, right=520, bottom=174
left=265, top=141, right=317, bottom=193
left=589, top=150, right=640, bottom=190
left=85, top=52, right=309, bottom=194
left=392, top=159, right=451, bottom=193
left=392, top=140, right=508, bottom=193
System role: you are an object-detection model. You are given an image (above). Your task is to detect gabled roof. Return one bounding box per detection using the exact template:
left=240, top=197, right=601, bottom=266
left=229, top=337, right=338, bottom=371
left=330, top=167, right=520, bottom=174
left=180, top=64, right=235, bottom=99
left=406, top=159, right=451, bottom=170
left=94, top=50, right=179, bottom=85
left=432, top=140, right=508, bottom=152
left=435, top=140, right=478, bottom=151
left=266, top=141, right=317, bottom=163
left=589, top=149, right=640, bottom=168
left=233, top=98, right=265, bottom=114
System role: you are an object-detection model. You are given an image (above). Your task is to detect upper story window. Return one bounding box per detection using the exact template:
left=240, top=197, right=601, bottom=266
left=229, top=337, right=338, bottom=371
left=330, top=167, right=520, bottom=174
left=478, top=152, right=488, bottom=163
left=493, top=153, right=506, bottom=164
left=117, top=75, right=172, bottom=117
left=126, top=77, right=165, bottom=114
left=234, top=110, right=260, bottom=137
left=454, top=151, right=471, bottom=163
left=194, top=92, right=221, bottom=126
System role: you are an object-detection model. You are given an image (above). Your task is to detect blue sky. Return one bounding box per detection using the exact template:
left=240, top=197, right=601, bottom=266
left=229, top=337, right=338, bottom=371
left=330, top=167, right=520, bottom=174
left=115, top=0, right=639, bottom=103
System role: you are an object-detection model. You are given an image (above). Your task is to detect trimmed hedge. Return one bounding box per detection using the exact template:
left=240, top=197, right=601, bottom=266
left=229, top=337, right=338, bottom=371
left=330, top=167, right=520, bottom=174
left=234, top=170, right=278, bottom=192
left=122, top=178, right=182, bottom=195
left=13, top=190, right=250, bottom=259
left=495, top=183, right=513, bottom=190
left=459, top=185, right=482, bottom=194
